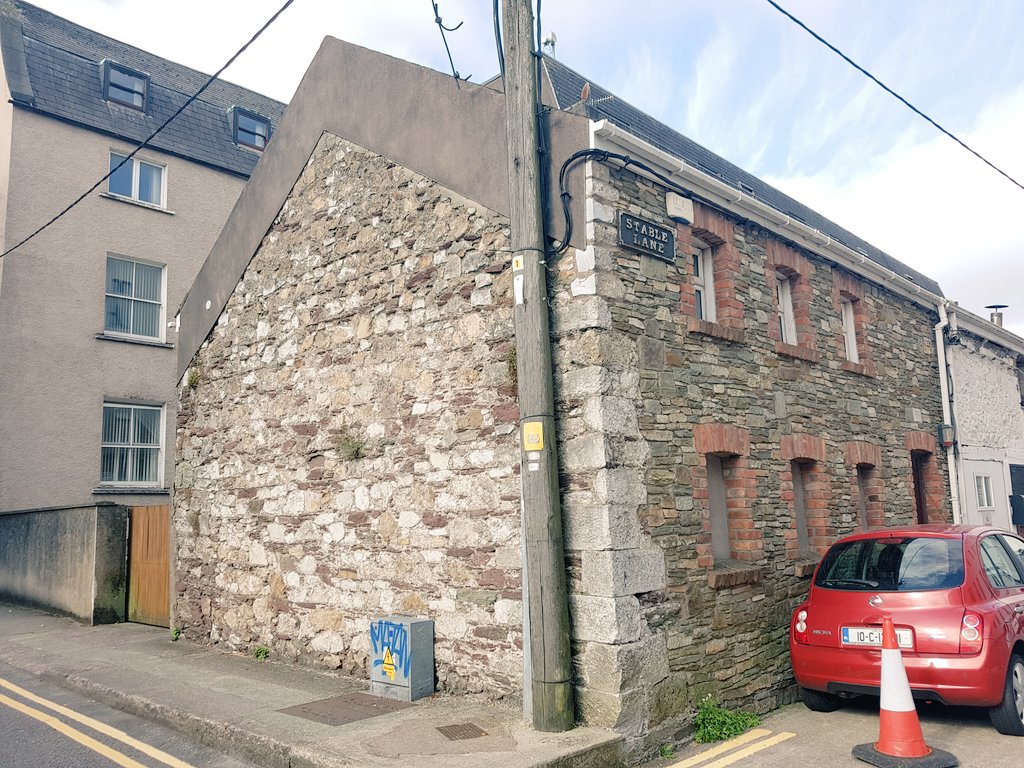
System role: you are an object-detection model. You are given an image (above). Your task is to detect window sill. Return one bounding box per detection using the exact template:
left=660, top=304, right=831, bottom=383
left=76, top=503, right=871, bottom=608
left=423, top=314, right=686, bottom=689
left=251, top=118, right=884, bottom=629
left=96, top=332, right=173, bottom=349
left=100, top=192, right=174, bottom=215
left=707, top=560, right=762, bottom=589
left=841, top=360, right=875, bottom=377
left=92, top=487, right=169, bottom=496
left=688, top=318, right=745, bottom=343
left=775, top=342, right=820, bottom=363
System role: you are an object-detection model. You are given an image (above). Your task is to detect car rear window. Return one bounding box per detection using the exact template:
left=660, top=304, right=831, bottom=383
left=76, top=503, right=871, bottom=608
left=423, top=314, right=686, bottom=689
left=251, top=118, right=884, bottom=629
left=814, top=536, right=964, bottom=591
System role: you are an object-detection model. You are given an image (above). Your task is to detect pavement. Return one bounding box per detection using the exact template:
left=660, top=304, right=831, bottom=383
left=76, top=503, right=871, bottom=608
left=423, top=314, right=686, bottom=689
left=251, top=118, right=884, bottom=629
left=0, top=602, right=623, bottom=768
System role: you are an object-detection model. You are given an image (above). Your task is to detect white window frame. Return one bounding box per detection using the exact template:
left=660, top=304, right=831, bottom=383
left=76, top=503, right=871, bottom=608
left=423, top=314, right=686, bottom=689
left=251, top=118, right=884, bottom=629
left=840, top=297, right=860, bottom=363
left=100, top=402, right=164, bottom=487
left=104, top=255, right=166, bottom=342
left=976, top=474, right=995, bottom=509
left=693, top=245, right=716, bottom=322
left=108, top=151, right=167, bottom=208
left=776, top=272, right=797, bottom=345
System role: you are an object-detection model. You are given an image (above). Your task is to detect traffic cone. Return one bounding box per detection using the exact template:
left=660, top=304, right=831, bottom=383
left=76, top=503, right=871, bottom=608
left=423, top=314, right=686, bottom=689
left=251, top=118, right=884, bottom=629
left=852, top=615, right=958, bottom=767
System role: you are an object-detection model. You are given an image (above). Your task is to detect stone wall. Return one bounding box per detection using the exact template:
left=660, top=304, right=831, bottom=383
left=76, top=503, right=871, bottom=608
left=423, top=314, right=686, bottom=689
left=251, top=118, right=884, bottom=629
left=175, top=132, right=523, bottom=695
left=948, top=332, right=1024, bottom=457
left=550, top=159, right=951, bottom=746
left=175, top=127, right=953, bottom=748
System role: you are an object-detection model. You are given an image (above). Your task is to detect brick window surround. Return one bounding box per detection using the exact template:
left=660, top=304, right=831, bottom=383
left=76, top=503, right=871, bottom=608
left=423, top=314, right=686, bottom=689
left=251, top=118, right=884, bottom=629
left=693, top=424, right=762, bottom=588
left=677, top=203, right=744, bottom=343
left=766, top=241, right=819, bottom=362
left=781, top=434, right=831, bottom=575
left=832, top=271, right=876, bottom=376
left=905, top=431, right=948, bottom=524
left=846, top=441, right=885, bottom=528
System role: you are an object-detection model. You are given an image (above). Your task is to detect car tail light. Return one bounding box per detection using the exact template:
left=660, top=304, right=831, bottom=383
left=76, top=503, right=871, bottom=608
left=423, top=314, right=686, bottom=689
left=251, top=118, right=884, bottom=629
left=959, top=611, right=983, bottom=654
left=794, top=610, right=809, bottom=644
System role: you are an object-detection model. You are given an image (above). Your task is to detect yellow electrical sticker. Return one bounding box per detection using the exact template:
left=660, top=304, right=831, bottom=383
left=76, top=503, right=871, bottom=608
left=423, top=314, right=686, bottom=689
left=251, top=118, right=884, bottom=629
left=382, top=648, right=396, bottom=681
left=512, top=255, right=525, bottom=271
left=522, top=421, right=544, bottom=451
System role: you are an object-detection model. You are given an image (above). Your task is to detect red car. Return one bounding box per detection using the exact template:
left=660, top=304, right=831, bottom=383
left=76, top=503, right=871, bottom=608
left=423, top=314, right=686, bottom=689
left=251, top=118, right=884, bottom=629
left=790, top=525, right=1024, bottom=735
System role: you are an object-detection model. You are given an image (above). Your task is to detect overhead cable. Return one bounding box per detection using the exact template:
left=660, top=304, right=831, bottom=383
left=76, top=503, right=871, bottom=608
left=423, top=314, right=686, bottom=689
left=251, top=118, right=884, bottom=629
left=764, top=0, right=1024, bottom=194
left=431, top=1, right=470, bottom=87
left=0, top=0, right=297, bottom=261
left=492, top=0, right=505, bottom=81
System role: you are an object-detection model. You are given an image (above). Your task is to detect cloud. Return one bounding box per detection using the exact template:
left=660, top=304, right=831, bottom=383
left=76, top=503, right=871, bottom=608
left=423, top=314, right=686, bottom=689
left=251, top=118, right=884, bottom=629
left=765, top=84, right=1024, bottom=337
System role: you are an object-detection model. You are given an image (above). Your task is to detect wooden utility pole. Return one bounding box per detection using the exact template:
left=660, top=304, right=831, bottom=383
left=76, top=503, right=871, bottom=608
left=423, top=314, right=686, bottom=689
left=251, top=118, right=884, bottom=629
left=501, top=0, right=574, bottom=733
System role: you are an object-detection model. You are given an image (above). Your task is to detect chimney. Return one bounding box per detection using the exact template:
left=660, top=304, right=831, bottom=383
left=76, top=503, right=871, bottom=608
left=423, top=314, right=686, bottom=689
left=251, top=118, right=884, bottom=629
left=985, top=304, right=1007, bottom=327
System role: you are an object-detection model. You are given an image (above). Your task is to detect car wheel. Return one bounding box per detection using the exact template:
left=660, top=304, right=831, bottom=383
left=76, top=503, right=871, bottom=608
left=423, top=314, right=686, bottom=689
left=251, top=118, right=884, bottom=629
left=989, top=654, right=1024, bottom=736
left=800, top=687, right=842, bottom=712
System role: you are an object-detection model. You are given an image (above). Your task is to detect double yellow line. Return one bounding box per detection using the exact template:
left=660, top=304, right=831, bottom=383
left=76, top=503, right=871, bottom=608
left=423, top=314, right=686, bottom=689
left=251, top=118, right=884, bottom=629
left=670, top=728, right=796, bottom=768
left=0, top=676, right=195, bottom=768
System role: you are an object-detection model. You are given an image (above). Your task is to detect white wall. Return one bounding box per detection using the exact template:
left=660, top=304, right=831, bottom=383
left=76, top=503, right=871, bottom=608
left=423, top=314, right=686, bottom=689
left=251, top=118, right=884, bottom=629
left=948, top=332, right=1024, bottom=529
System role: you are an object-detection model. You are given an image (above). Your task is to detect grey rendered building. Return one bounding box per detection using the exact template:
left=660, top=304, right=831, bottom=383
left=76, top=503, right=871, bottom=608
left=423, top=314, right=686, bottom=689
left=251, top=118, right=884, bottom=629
left=0, top=1, right=283, bottom=514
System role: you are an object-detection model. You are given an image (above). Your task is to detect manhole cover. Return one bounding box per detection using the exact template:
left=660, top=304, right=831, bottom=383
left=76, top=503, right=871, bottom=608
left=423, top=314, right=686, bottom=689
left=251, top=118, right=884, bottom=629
left=436, top=722, right=488, bottom=741
left=278, top=692, right=411, bottom=726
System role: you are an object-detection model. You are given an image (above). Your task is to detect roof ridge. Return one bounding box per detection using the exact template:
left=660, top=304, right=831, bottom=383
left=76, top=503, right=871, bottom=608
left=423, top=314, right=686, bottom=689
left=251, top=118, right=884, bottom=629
left=540, top=54, right=942, bottom=296
left=15, top=0, right=285, bottom=110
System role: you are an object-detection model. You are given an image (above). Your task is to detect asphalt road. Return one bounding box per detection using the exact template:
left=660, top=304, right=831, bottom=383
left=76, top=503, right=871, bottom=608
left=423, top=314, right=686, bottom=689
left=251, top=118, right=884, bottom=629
left=0, top=661, right=258, bottom=768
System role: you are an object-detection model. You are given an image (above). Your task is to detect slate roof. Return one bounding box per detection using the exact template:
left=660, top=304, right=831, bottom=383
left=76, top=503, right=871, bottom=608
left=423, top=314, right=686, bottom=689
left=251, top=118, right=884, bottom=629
left=542, top=56, right=942, bottom=297
left=4, top=1, right=286, bottom=178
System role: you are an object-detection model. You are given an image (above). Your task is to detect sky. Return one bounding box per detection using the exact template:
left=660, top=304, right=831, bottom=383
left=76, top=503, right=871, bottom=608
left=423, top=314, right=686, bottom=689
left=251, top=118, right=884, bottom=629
left=28, top=0, right=1024, bottom=337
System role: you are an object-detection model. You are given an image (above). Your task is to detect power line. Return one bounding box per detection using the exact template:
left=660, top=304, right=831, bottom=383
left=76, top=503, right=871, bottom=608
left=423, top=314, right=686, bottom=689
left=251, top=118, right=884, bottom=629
left=431, top=1, right=470, bottom=86
left=764, top=0, right=1024, bottom=194
left=0, top=0, right=297, bottom=261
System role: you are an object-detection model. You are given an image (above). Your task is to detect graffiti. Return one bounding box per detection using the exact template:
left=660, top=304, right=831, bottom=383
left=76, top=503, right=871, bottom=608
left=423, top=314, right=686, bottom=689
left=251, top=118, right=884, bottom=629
left=371, top=619, right=410, bottom=681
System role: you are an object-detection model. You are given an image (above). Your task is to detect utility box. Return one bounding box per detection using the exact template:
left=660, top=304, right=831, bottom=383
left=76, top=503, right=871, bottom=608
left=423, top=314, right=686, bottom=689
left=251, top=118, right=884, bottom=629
left=368, top=615, right=434, bottom=701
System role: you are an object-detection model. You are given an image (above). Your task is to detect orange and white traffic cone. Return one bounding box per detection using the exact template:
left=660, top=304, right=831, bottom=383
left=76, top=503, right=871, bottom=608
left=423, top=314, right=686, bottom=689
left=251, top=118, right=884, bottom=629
left=852, top=615, right=958, bottom=767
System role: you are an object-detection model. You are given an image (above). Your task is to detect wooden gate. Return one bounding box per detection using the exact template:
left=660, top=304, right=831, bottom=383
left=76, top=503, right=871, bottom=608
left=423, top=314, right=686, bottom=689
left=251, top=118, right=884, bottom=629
left=127, top=505, right=170, bottom=627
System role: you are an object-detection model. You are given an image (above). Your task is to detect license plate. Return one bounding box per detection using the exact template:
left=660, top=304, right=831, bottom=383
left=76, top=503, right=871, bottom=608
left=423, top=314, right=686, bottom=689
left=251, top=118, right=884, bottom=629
left=841, top=626, right=913, bottom=649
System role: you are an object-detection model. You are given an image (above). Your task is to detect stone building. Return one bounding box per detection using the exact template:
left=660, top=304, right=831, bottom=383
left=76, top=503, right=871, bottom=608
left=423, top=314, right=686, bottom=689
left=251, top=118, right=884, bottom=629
left=173, top=39, right=953, bottom=751
left=0, top=1, right=283, bottom=623
left=944, top=305, right=1024, bottom=529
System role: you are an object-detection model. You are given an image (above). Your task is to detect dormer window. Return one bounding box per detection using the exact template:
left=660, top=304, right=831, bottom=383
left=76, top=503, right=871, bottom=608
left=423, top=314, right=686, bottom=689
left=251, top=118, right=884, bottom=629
left=102, top=61, right=148, bottom=110
left=231, top=107, right=270, bottom=150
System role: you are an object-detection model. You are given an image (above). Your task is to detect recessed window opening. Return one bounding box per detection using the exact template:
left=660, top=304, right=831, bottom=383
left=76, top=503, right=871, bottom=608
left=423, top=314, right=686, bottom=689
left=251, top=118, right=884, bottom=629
left=841, top=296, right=859, bottom=363
left=693, top=242, right=716, bottom=322
left=912, top=451, right=930, bottom=524
left=776, top=272, right=797, bottom=345
left=792, top=459, right=812, bottom=553
left=707, top=454, right=730, bottom=561
left=856, top=465, right=871, bottom=529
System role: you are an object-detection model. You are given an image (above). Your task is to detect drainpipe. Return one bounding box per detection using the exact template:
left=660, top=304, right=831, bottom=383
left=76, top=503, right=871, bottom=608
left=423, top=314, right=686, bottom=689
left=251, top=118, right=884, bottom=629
left=935, top=301, right=962, bottom=523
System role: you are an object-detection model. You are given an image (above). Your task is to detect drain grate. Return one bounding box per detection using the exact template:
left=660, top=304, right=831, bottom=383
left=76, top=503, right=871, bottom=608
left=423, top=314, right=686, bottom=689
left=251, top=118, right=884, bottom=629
left=278, top=692, right=411, bottom=726
left=436, top=722, right=488, bottom=741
